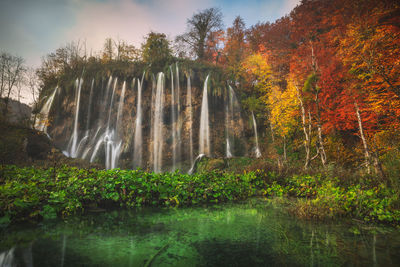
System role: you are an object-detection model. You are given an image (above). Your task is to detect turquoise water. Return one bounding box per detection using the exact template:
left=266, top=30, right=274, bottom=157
left=1, top=199, right=399, bottom=266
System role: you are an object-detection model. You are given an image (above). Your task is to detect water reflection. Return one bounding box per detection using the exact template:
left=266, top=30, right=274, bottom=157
left=0, top=199, right=399, bottom=266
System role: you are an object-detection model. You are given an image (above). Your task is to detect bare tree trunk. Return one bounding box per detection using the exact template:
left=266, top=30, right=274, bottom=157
left=311, top=42, right=327, bottom=167
left=269, top=120, right=282, bottom=168
left=354, top=101, right=371, bottom=174
left=2, top=55, right=24, bottom=118
left=315, top=95, right=327, bottom=167
left=296, top=84, right=311, bottom=170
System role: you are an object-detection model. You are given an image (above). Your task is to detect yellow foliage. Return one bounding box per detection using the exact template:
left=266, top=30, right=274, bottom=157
left=241, top=52, right=274, bottom=93
left=267, top=80, right=299, bottom=137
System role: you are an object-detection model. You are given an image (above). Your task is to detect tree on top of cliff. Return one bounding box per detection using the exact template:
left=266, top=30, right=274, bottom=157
left=176, top=7, right=223, bottom=60
left=142, top=32, right=173, bottom=72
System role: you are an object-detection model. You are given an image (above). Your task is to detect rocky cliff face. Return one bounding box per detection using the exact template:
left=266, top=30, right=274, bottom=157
left=0, top=98, right=31, bottom=125
left=41, top=63, right=250, bottom=171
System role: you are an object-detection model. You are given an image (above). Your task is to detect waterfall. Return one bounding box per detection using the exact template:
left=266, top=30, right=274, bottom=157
left=251, top=111, right=262, bottom=158
left=69, top=78, right=83, bottom=158
left=86, top=78, right=94, bottom=131
left=225, top=85, right=243, bottom=158
left=199, top=75, right=210, bottom=156
left=104, top=76, right=113, bottom=110
left=105, top=79, right=123, bottom=169
left=188, top=154, right=206, bottom=175
left=107, top=78, right=118, bottom=130
left=149, top=74, right=156, bottom=168
left=0, top=247, right=16, bottom=266
left=153, top=72, right=165, bottom=173
left=186, top=75, right=194, bottom=166
left=88, top=77, right=113, bottom=163
left=116, top=80, right=127, bottom=133
left=175, top=63, right=181, bottom=169
left=225, top=88, right=233, bottom=158
left=76, top=78, right=95, bottom=157
left=51, top=66, right=252, bottom=170
left=88, top=77, right=123, bottom=169
left=133, top=76, right=143, bottom=168
left=170, top=66, right=177, bottom=170
left=35, top=86, right=58, bottom=134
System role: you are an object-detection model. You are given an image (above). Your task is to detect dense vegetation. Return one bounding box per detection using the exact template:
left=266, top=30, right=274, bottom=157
left=1, top=165, right=398, bottom=226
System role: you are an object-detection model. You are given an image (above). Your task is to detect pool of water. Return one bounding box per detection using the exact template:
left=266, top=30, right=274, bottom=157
left=1, top=199, right=399, bottom=266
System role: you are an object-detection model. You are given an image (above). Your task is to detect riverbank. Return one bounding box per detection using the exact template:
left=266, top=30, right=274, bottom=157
left=1, top=165, right=399, bottom=226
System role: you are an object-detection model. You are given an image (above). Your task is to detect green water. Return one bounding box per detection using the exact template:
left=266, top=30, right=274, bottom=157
left=1, top=199, right=399, bottom=266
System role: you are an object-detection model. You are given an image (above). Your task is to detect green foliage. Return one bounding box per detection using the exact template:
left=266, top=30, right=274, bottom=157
left=287, top=176, right=400, bottom=224
left=0, top=165, right=267, bottom=222
left=241, top=96, right=264, bottom=113
left=142, top=32, right=173, bottom=71
left=302, top=72, right=320, bottom=93
left=0, top=165, right=398, bottom=225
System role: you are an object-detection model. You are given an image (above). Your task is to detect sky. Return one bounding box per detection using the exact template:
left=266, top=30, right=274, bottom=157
left=0, top=0, right=300, bottom=68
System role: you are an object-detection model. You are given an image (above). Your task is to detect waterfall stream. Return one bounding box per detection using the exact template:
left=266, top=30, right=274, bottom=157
left=251, top=111, right=261, bottom=158
left=133, top=76, right=143, bottom=168
left=186, top=75, right=194, bottom=166
left=35, top=86, right=58, bottom=134
left=170, top=66, right=177, bottom=171
left=86, top=78, right=94, bottom=132
left=199, top=75, right=210, bottom=156
left=69, top=78, right=83, bottom=158
left=153, top=73, right=165, bottom=173
left=116, top=80, right=127, bottom=133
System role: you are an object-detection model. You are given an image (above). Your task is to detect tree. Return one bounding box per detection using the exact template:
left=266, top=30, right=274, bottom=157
left=176, top=7, right=223, bottom=60
left=26, top=67, right=41, bottom=126
left=102, top=38, right=115, bottom=62
left=118, top=42, right=141, bottom=62
left=204, top=29, right=225, bottom=64
left=0, top=52, right=25, bottom=118
left=141, top=32, right=172, bottom=71
left=37, top=41, right=85, bottom=89
left=224, top=16, right=248, bottom=79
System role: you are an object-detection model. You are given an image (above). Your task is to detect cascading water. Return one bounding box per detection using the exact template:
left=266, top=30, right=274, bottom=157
left=48, top=66, right=252, bottom=171
left=170, top=66, right=177, bottom=170
left=104, top=78, right=122, bottom=169
left=153, top=73, right=165, bottom=173
left=87, top=77, right=123, bottom=169
left=169, top=63, right=182, bottom=171
left=251, top=111, right=262, bottom=158
left=225, top=102, right=233, bottom=158
left=175, top=63, right=181, bottom=169
left=107, top=78, right=118, bottom=130
left=116, top=80, right=127, bottom=132
left=186, top=75, right=194, bottom=166
left=75, top=78, right=95, bottom=157
left=225, top=86, right=233, bottom=158
left=149, top=74, right=156, bottom=168
left=199, top=75, right=210, bottom=156
left=35, top=86, right=58, bottom=134
left=133, top=76, right=143, bottom=168
left=86, top=76, right=114, bottom=162
left=86, top=78, right=94, bottom=131
left=68, top=78, right=83, bottom=158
